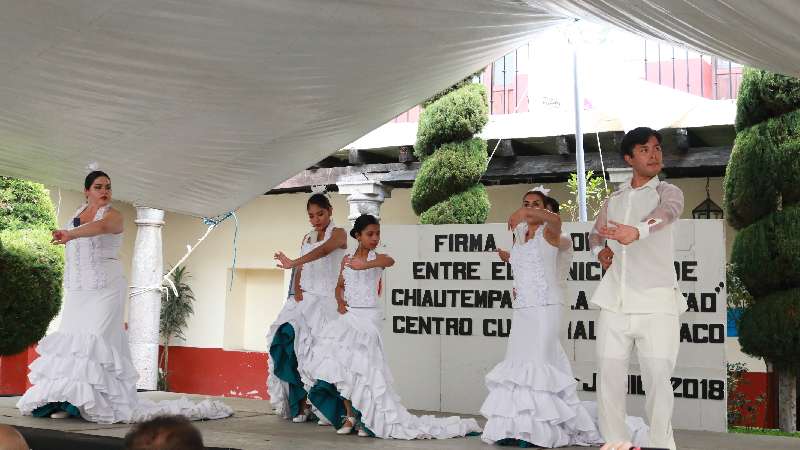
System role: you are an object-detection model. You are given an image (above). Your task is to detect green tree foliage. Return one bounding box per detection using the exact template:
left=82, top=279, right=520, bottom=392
left=560, top=171, right=611, bottom=221
left=412, top=81, right=490, bottom=224
left=414, top=84, right=489, bottom=160
left=159, top=265, right=196, bottom=391
left=0, top=176, right=57, bottom=232
left=735, top=68, right=800, bottom=132
left=0, top=228, right=63, bottom=355
left=418, top=184, right=490, bottom=225
left=737, top=288, right=800, bottom=372
left=727, top=68, right=800, bottom=389
left=724, top=108, right=800, bottom=229
left=411, top=138, right=487, bottom=215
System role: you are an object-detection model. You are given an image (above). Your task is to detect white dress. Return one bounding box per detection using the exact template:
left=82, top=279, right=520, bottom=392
left=480, top=223, right=648, bottom=447
left=17, top=205, right=233, bottom=424
left=307, top=251, right=482, bottom=439
left=265, top=221, right=344, bottom=419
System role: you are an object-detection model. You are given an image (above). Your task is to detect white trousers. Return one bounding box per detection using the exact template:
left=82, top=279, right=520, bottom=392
left=596, top=309, right=680, bottom=450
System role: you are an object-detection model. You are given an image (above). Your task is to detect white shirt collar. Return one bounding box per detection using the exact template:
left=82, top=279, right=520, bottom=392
left=622, top=175, right=660, bottom=191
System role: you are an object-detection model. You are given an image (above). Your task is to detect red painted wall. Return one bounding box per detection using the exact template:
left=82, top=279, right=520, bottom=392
left=0, top=346, right=38, bottom=395
left=2, top=342, right=779, bottom=429
left=160, top=346, right=269, bottom=400
left=732, top=372, right=777, bottom=429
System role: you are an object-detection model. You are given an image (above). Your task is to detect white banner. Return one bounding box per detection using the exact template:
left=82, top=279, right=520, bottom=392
left=377, top=220, right=727, bottom=432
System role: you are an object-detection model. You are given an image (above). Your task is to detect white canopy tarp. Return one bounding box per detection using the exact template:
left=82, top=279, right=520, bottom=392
left=0, top=1, right=565, bottom=216
left=535, top=0, right=800, bottom=77
left=0, top=1, right=798, bottom=217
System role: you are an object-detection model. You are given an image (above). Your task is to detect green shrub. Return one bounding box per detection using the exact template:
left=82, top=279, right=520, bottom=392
left=414, top=84, right=488, bottom=159
left=0, top=177, right=57, bottom=232
left=737, top=288, right=800, bottom=371
left=736, top=68, right=800, bottom=131
left=421, top=71, right=482, bottom=108
left=0, top=228, right=63, bottom=355
left=730, top=206, right=800, bottom=297
left=410, top=138, right=487, bottom=215
left=724, top=109, right=800, bottom=229
left=419, top=184, right=490, bottom=225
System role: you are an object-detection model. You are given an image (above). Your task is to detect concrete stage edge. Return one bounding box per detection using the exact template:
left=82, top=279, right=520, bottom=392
left=1, top=392, right=796, bottom=450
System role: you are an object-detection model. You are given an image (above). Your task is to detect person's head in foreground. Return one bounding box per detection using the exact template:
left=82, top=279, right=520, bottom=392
left=620, top=126, right=663, bottom=179
left=124, top=415, right=203, bottom=450
left=0, top=425, right=28, bottom=450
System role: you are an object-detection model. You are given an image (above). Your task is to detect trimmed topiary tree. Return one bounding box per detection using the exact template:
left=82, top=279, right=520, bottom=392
left=412, top=82, right=490, bottom=224
left=735, top=68, right=800, bottom=132
left=724, top=108, right=800, bottom=228
left=726, top=68, right=800, bottom=432
left=0, top=228, right=63, bottom=355
left=0, top=177, right=63, bottom=356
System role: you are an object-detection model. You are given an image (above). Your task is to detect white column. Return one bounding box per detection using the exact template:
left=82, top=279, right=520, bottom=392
left=336, top=179, right=392, bottom=226
left=128, top=206, right=165, bottom=390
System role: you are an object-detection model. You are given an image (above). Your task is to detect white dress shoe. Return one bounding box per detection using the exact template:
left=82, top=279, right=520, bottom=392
left=336, top=417, right=355, bottom=435
left=292, top=407, right=311, bottom=423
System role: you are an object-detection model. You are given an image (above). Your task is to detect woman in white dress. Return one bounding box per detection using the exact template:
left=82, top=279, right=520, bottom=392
left=269, top=193, right=347, bottom=423
left=481, top=188, right=647, bottom=447
left=307, top=214, right=482, bottom=439
left=17, top=170, right=232, bottom=424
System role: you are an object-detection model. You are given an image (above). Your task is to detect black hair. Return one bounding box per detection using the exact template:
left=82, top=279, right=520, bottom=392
left=124, top=415, right=203, bottom=450
left=620, top=127, right=662, bottom=158
left=522, top=190, right=546, bottom=203
left=544, top=196, right=560, bottom=214
left=350, top=214, right=379, bottom=239
left=84, top=170, right=110, bottom=190
left=307, top=193, right=332, bottom=210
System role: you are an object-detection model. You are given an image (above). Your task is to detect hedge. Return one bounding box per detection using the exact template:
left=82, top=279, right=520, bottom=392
left=414, top=83, right=488, bottom=159
left=410, top=138, right=487, bottom=215
left=0, top=177, right=57, bottom=232
left=737, top=288, right=800, bottom=371
left=724, top=109, right=800, bottom=229
left=419, top=184, right=490, bottom=225
left=730, top=205, right=800, bottom=297
left=0, top=228, right=64, bottom=355
left=736, top=68, right=800, bottom=131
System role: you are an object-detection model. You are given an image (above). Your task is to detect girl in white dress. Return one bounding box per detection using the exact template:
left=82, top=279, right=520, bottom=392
left=269, top=193, right=346, bottom=423
left=481, top=188, right=647, bottom=447
left=307, top=214, right=482, bottom=439
left=17, top=171, right=232, bottom=424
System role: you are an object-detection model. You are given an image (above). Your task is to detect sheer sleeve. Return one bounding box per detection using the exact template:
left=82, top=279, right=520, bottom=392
left=635, top=183, right=684, bottom=240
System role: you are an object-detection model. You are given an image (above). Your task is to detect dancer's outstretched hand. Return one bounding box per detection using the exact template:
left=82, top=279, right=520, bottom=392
left=507, top=207, right=528, bottom=231
left=337, top=301, right=348, bottom=315
left=598, top=246, right=614, bottom=270
left=274, top=251, right=294, bottom=269
left=599, top=221, right=639, bottom=245
left=344, top=255, right=368, bottom=270
left=600, top=442, right=634, bottom=450
left=51, top=229, right=72, bottom=245
left=497, top=248, right=510, bottom=262
left=294, top=290, right=304, bottom=302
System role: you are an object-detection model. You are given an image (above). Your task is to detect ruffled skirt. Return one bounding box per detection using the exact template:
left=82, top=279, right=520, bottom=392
left=266, top=291, right=337, bottom=418
left=17, top=277, right=232, bottom=424
left=307, top=307, right=481, bottom=439
left=480, top=305, right=648, bottom=447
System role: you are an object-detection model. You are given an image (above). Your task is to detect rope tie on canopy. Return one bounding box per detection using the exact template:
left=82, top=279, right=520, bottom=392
left=129, top=211, right=239, bottom=299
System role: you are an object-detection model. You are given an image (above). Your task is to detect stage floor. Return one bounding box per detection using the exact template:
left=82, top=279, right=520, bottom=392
left=0, top=392, right=796, bottom=450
